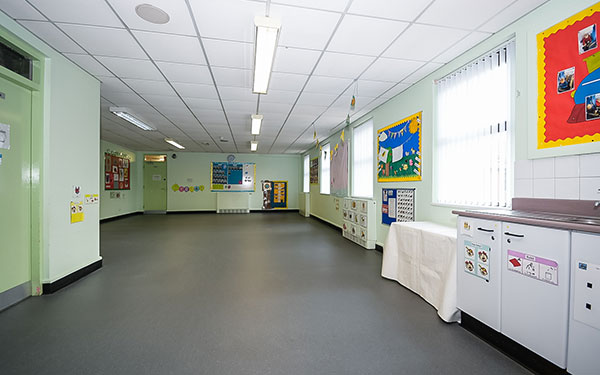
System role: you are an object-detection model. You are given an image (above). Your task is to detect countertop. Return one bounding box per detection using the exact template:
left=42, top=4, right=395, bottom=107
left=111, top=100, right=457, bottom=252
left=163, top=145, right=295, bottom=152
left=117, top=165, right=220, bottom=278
left=452, top=198, right=600, bottom=234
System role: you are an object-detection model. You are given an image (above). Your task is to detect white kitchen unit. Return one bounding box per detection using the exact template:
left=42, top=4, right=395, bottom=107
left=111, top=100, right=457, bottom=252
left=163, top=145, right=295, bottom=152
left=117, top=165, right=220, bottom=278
left=501, top=222, right=570, bottom=368
left=342, top=198, right=376, bottom=249
left=457, top=217, right=502, bottom=331
left=568, top=232, right=600, bottom=375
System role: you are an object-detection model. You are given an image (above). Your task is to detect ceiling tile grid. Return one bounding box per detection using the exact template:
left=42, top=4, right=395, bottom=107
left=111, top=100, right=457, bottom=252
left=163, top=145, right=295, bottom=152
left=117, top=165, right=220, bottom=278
left=2, top=0, right=549, bottom=153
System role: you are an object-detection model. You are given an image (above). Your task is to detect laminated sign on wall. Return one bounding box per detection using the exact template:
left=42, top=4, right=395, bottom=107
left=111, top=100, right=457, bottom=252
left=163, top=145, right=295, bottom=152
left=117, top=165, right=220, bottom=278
left=464, top=240, right=491, bottom=281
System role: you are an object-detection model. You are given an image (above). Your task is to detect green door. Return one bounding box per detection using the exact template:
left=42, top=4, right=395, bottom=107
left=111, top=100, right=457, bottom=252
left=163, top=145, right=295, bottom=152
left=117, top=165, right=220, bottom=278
left=143, top=156, right=167, bottom=212
left=0, top=75, right=32, bottom=295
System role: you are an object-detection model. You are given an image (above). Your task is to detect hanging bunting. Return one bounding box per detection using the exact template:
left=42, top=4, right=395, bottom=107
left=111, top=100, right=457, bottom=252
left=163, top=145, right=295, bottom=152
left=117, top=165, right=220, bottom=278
left=350, top=95, right=356, bottom=111
left=340, top=129, right=345, bottom=143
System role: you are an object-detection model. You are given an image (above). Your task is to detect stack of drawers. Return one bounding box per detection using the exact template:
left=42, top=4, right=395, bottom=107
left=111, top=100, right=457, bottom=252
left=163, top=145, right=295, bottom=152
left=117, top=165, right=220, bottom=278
left=342, top=198, right=376, bottom=249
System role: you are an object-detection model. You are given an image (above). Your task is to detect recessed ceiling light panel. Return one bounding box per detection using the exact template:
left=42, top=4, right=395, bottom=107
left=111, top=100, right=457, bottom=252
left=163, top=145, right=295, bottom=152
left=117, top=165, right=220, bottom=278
left=135, top=4, right=170, bottom=25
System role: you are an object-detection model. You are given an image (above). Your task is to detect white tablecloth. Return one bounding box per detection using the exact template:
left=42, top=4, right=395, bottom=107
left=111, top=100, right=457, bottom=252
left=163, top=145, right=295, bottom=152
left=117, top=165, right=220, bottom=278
left=382, top=221, right=460, bottom=323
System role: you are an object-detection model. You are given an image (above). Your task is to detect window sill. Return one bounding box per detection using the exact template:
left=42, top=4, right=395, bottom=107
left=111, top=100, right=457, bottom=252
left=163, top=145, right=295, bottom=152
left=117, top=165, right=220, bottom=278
left=431, top=202, right=512, bottom=211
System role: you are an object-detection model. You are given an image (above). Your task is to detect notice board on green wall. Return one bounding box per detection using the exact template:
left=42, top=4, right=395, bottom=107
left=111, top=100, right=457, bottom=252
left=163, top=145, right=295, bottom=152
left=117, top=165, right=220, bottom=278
left=210, top=161, right=255, bottom=192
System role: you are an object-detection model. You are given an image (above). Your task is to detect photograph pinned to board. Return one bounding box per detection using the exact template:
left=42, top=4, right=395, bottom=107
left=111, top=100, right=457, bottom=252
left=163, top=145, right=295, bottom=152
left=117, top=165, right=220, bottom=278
left=537, top=4, right=600, bottom=150
left=377, top=111, right=422, bottom=182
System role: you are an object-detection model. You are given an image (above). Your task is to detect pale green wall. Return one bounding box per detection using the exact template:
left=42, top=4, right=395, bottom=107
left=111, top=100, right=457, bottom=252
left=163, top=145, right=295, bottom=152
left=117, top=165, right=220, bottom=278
left=139, top=152, right=301, bottom=211
left=0, top=12, right=101, bottom=284
left=100, top=140, right=143, bottom=220
left=303, top=0, right=599, bottom=246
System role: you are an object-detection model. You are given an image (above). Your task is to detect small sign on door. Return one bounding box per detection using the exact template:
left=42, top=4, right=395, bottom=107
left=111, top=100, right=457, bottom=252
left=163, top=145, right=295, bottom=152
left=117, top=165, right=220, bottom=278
left=152, top=175, right=162, bottom=181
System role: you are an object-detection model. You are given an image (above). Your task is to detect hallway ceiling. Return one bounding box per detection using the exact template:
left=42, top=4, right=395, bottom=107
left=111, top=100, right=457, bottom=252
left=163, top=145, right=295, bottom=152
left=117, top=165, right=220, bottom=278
left=1, top=0, right=547, bottom=153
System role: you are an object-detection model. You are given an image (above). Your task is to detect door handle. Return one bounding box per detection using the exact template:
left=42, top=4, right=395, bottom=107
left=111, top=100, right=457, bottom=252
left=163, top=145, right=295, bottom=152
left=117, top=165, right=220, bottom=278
left=477, top=227, right=494, bottom=233
left=504, top=231, right=524, bottom=238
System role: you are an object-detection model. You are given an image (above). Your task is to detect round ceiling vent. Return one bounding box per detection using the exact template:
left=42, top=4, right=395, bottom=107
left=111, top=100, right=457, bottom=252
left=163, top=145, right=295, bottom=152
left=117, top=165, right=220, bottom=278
left=135, top=4, right=170, bottom=25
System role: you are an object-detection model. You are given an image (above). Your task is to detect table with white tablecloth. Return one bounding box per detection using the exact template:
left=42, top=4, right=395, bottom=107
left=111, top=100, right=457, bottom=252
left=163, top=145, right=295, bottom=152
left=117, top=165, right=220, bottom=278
left=382, top=221, right=460, bottom=323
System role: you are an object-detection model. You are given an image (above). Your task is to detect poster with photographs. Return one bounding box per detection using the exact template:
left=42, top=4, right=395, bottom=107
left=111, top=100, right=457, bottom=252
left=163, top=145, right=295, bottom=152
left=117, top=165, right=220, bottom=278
left=537, top=5, right=600, bottom=150
left=309, top=157, right=318, bottom=184
left=104, top=153, right=131, bottom=190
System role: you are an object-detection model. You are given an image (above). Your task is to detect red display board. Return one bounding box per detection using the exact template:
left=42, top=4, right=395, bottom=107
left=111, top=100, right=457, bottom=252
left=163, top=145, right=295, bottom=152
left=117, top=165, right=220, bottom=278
left=537, top=4, right=600, bottom=149
left=104, top=153, right=130, bottom=190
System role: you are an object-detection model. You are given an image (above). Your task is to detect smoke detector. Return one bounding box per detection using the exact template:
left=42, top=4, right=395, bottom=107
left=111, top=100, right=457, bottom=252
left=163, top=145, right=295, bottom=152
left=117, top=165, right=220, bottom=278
left=135, top=4, right=170, bottom=24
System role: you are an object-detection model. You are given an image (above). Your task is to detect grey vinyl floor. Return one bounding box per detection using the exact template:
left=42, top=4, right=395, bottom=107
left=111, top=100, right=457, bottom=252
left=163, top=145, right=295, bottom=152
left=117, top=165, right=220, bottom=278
left=0, top=213, right=531, bottom=375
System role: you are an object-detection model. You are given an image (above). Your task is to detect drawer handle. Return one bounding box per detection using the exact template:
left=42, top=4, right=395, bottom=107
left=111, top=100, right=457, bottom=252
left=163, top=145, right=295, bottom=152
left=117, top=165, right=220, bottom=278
left=504, top=231, right=524, bottom=238
left=477, top=227, right=494, bottom=233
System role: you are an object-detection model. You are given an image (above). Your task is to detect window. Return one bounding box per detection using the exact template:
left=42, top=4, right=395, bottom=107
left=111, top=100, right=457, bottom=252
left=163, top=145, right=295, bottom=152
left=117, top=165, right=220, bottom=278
left=303, top=154, right=309, bottom=193
left=434, top=40, right=514, bottom=207
left=352, top=120, right=373, bottom=198
left=320, top=144, right=330, bottom=194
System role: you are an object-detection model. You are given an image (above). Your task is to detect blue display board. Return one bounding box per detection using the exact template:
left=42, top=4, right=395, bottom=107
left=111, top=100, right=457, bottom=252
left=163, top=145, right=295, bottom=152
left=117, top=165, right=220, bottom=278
left=211, top=162, right=255, bottom=192
left=382, top=188, right=397, bottom=225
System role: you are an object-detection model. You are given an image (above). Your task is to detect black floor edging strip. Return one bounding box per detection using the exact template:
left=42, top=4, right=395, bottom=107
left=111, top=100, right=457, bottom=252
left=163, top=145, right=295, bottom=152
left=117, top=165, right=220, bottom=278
left=100, top=212, right=142, bottom=223
left=42, top=259, right=102, bottom=294
left=375, top=244, right=383, bottom=253
left=460, top=313, right=567, bottom=375
left=309, top=214, right=342, bottom=234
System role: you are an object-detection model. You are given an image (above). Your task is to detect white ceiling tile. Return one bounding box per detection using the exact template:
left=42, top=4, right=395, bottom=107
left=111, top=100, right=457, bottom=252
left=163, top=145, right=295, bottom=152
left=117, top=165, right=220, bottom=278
left=0, top=0, right=45, bottom=20
left=313, top=51, right=375, bottom=79
left=433, top=31, right=491, bottom=63
left=141, top=94, right=186, bottom=109
left=269, top=72, right=308, bottom=92
left=353, top=80, right=396, bottom=98
left=348, top=0, right=430, bottom=22
left=193, top=109, right=227, bottom=125
left=202, top=39, right=253, bottom=69
left=270, top=4, right=342, bottom=50
left=63, top=53, right=113, bottom=77
left=402, top=62, right=444, bottom=84
left=172, top=82, right=218, bottom=99
left=271, top=0, right=349, bottom=12
left=101, top=91, right=147, bottom=107
left=259, top=101, right=294, bottom=114
left=212, top=67, right=252, bottom=88
left=380, top=83, right=411, bottom=99
left=296, top=92, right=339, bottom=107
left=417, top=0, right=515, bottom=30
left=304, top=75, right=352, bottom=95
left=327, top=15, right=408, bottom=56
left=361, top=57, right=423, bottom=82
left=99, top=76, right=134, bottom=93
left=58, top=23, right=146, bottom=58
left=259, top=89, right=299, bottom=104
left=106, top=0, right=197, bottom=36
left=222, top=100, right=256, bottom=113
left=190, top=0, right=264, bottom=43
left=123, top=78, right=176, bottom=95
left=384, top=24, right=469, bottom=61
left=29, top=0, right=122, bottom=27
left=292, top=104, right=327, bottom=117
left=184, top=97, right=224, bottom=111
left=218, top=86, right=259, bottom=102
left=156, top=61, right=212, bottom=84
left=479, top=0, right=549, bottom=33
left=273, top=46, right=321, bottom=75
left=96, top=56, right=163, bottom=80
left=19, top=21, right=85, bottom=54
left=132, top=30, right=206, bottom=64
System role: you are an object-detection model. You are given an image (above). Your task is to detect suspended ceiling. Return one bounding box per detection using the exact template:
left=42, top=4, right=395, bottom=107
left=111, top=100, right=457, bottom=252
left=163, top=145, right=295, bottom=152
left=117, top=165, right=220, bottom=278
left=0, top=0, right=548, bottom=153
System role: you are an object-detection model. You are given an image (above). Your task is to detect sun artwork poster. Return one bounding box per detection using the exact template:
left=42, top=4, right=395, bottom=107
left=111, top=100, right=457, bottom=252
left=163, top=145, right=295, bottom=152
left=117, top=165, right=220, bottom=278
left=537, top=4, right=600, bottom=149
left=377, top=112, right=422, bottom=182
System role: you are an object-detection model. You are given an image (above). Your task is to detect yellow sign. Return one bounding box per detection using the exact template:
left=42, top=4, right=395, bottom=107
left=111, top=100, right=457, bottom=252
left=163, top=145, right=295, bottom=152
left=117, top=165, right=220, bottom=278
left=70, top=201, right=84, bottom=223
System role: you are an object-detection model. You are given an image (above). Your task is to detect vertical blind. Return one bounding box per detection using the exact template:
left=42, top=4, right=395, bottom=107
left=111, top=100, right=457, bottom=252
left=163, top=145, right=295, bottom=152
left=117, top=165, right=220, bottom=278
left=320, top=144, right=330, bottom=194
left=434, top=40, right=514, bottom=207
left=352, top=120, right=373, bottom=198
left=303, top=154, right=309, bottom=193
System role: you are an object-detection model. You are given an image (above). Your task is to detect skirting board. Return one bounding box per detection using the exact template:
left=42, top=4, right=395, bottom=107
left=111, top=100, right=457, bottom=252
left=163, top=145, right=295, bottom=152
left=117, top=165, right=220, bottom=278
left=0, top=281, right=31, bottom=312
left=42, top=259, right=102, bottom=294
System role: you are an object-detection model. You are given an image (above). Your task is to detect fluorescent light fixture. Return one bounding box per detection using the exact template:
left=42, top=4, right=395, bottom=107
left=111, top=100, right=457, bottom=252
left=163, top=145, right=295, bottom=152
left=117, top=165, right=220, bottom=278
left=251, top=141, right=258, bottom=152
left=251, top=114, right=263, bottom=135
left=253, top=16, right=281, bottom=94
left=164, top=138, right=185, bottom=150
left=109, top=107, right=154, bottom=131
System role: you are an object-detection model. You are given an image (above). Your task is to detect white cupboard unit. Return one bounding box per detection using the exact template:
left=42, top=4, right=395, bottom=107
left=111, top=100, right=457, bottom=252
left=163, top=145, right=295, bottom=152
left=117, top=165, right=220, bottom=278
left=342, top=198, right=376, bottom=249
left=501, top=222, right=570, bottom=368
left=456, top=217, right=502, bottom=331
left=568, top=232, right=600, bottom=375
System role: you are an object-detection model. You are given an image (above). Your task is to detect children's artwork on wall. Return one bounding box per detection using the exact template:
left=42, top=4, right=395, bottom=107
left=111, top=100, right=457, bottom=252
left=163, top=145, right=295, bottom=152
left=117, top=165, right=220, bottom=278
left=537, top=5, right=600, bottom=150
left=70, top=201, right=84, bottom=224
left=210, top=162, right=255, bottom=192
left=377, top=112, right=422, bottom=182
left=330, top=136, right=349, bottom=197
left=104, top=153, right=130, bottom=190
left=171, top=184, right=205, bottom=193
left=262, top=180, right=287, bottom=209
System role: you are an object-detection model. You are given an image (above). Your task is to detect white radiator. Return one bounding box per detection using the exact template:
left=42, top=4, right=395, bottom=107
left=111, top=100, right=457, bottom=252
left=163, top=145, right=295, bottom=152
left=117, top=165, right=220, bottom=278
left=216, top=192, right=250, bottom=213
left=299, top=193, right=310, bottom=217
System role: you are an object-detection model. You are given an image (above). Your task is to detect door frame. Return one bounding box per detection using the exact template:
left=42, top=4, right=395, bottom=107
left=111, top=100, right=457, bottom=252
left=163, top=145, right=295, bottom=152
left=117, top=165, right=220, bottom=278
left=0, top=25, right=46, bottom=296
left=143, top=154, right=168, bottom=213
